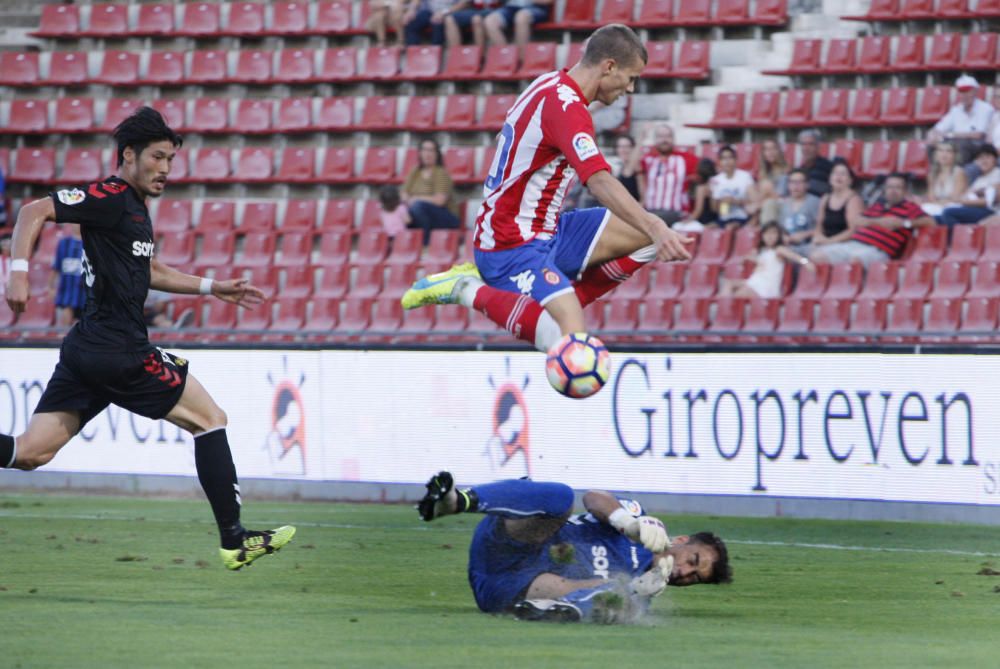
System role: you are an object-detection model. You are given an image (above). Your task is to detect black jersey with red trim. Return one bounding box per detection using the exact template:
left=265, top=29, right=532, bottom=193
left=49, top=177, right=156, bottom=351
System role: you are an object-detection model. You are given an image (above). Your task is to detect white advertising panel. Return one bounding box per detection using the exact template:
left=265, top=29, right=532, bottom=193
left=1, top=348, right=998, bottom=506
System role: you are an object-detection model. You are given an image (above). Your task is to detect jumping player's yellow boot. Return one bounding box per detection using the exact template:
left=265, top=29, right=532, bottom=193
left=401, top=262, right=481, bottom=309
left=219, top=525, right=296, bottom=570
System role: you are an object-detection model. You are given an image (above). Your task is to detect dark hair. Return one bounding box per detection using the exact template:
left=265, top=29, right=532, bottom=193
left=886, top=171, right=910, bottom=188
left=582, top=24, right=648, bottom=67
left=974, top=144, right=998, bottom=160
left=696, top=157, right=717, bottom=182
left=689, top=532, right=732, bottom=584
left=113, top=106, right=182, bottom=168
left=418, top=138, right=443, bottom=167
left=718, top=144, right=737, bottom=160
left=615, top=134, right=636, bottom=147
left=829, top=157, right=856, bottom=186
left=378, top=184, right=401, bottom=211
left=758, top=221, right=783, bottom=249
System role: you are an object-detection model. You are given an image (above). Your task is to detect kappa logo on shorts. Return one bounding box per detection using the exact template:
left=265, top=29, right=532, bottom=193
left=510, top=269, right=536, bottom=295
left=572, top=133, right=599, bottom=161
left=56, top=188, right=86, bottom=206
left=543, top=269, right=560, bottom=285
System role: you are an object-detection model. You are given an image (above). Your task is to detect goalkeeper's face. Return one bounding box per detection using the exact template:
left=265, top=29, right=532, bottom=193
left=664, top=538, right=718, bottom=587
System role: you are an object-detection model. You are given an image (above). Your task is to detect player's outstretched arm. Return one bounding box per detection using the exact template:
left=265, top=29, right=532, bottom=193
left=584, top=489, right=670, bottom=553
left=585, top=170, right=692, bottom=262
left=149, top=258, right=265, bottom=308
left=5, top=197, right=57, bottom=314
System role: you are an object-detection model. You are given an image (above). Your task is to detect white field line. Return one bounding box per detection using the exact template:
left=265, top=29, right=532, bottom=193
left=1, top=510, right=998, bottom=558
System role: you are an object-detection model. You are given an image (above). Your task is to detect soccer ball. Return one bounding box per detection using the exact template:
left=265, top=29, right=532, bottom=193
left=545, top=333, right=611, bottom=399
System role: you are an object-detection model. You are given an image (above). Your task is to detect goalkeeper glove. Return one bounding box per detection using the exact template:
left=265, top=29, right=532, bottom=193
left=609, top=509, right=670, bottom=553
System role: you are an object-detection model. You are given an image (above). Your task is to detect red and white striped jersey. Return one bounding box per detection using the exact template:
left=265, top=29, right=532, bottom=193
left=475, top=69, right=611, bottom=252
left=640, top=149, right=699, bottom=213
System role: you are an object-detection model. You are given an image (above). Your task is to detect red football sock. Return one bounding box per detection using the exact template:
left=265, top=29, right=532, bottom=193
left=472, top=285, right=543, bottom=344
left=573, top=255, right=649, bottom=307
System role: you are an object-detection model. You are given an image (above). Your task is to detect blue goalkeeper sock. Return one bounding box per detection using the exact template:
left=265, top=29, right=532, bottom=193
left=468, top=479, right=575, bottom=519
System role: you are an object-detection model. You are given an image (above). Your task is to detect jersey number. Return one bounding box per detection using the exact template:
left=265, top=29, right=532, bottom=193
left=484, top=122, right=515, bottom=190
left=81, top=249, right=95, bottom=288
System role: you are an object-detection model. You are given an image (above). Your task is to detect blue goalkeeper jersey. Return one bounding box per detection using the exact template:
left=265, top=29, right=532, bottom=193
left=468, top=504, right=656, bottom=613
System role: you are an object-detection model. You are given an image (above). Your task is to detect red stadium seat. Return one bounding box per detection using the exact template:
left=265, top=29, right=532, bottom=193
left=233, top=100, right=272, bottom=135
left=646, top=42, right=679, bottom=78
left=188, top=98, right=229, bottom=133
left=156, top=200, right=193, bottom=233
left=370, top=297, right=404, bottom=332
left=792, top=263, right=830, bottom=299
left=238, top=232, right=277, bottom=268
left=443, top=147, right=476, bottom=182
left=314, top=265, right=349, bottom=299
left=17, top=295, right=55, bottom=329
left=909, top=226, right=948, bottom=263
left=275, top=231, right=315, bottom=268
left=423, top=229, right=462, bottom=266
left=899, top=0, right=934, bottom=18
left=52, top=98, right=94, bottom=133
left=403, top=96, right=438, bottom=131
left=277, top=48, right=316, bottom=83
left=878, top=87, right=917, bottom=127
left=850, top=89, right=882, bottom=127
left=44, top=52, right=88, bottom=86
left=707, top=297, right=745, bottom=335
left=271, top=2, right=309, bottom=35
left=10, top=148, right=55, bottom=183
left=611, top=267, right=651, bottom=301
left=857, top=261, right=898, bottom=300
left=226, top=2, right=265, bottom=36
left=313, top=1, right=351, bottom=33
left=730, top=226, right=759, bottom=259
left=168, top=148, right=189, bottom=181
left=637, top=299, right=674, bottom=333
left=282, top=199, right=318, bottom=231
left=354, top=231, right=390, bottom=266
left=519, top=42, right=557, bottom=78
left=823, top=38, right=857, bottom=74
left=599, top=0, right=633, bottom=22
left=306, top=297, right=340, bottom=331
left=157, top=234, right=195, bottom=266
left=233, top=148, right=274, bottom=182
left=775, top=39, right=822, bottom=75
left=715, top=0, right=750, bottom=24
left=194, top=231, right=235, bottom=271
left=232, top=49, right=273, bottom=84
left=673, top=41, right=709, bottom=79
left=178, top=2, right=221, bottom=37
left=0, top=52, right=39, bottom=86
left=565, top=42, right=586, bottom=68
left=60, top=149, right=103, bottom=184
left=278, top=98, right=317, bottom=132
left=777, top=297, right=815, bottom=334
left=814, top=89, right=849, bottom=126
left=338, top=298, right=374, bottom=332
left=752, top=0, right=787, bottom=25
left=968, top=260, right=1000, bottom=297
left=404, top=45, right=441, bottom=79
left=318, top=147, right=355, bottom=183
left=191, top=148, right=230, bottom=182
left=33, top=4, right=79, bottom=37
left=676, top=0, right=712, bottom=26
left=203, top=300, right=238, bottom=331
left=318, top=47, right=358, bottom=82
left=649, top=263, right=687, bottom=299
left=926, top=33, right=961, bottom=71
left=924, top=297, right=961, bottom=337
left=692, top=228, right=732, bottom=265
left=896, top=261, right=934, bottom=299
left=145, top=51, right=183, bottom=86
left=702, top=92, right=745, bottom=129
left=359, top=147, right=398, bottom=183
left=276, top=148, right=315, bottom=183
left=558, top=0, right=597, bottom=27
left=745, top=91, right=780, bottom=128
left=364, top=46, right=401, bottom=79
left=899, top=140, right=929, bottom=179
left=831, top=139, right=863, bottom=173
left=862, top=140, right=899, bottom=179
left=440, top=94, right=476, bottom=131
left=100, top=99, right=144, bottom=133
left=914, top=86, right=952, bottom=126
left=151, top=99, right=186, bottom=131
left=188, top=50, right=228, bottom=85
left=858, top=36, right=891, bottom=74
left=96, top=50, right=139, bottom=85
left=823, top=262, right=864, bottom=300
left=931, top=260, right=971, bottom=299
left=847, top=298, right=887, bottom=338
left=440, top=45, right=481, bottom=80
left=605, top=300, right=640, bottom=332
left=893, top=34, right=926, bottom=72
left=7, top=100, right=48, bottom=134
left=321, top=200, right=355, bottom=230
left=199, top=201, right=235, bottom=230
left=636, top=0, right=674, bottom=26
left=480, top=95, right=517, bottom=130
left=744, top=298, right=780, bottom=334
left=136, top=4, right=175, bottom=35
left=965, top=33, right=998, bottom=70
left=349, top=264, right=384, bottom=300
left=683, top=263, right=720, bottom=299
left=945, top=225, right=984, bottom=263
left=359, top=96, right=398, bottom=131
left=885, top=297, right=923, bottom=339
left=385, top=230, right=423, bottom=266
left=782, top=89, right=813, bottom=128
left=85, top=3, right=128, bottom=37
left=674, top=297, right=709, bottom=334
left=281, top=265, right=314, bottom=299
left=400, top=303, right=435, bottom=334
left=270, top=298, right=307, bottom=332
left=960, top=297, right=999, bottom=339
left=482, top=45, right=519, bottom=80
left=937, top=0, right=971, bottom=16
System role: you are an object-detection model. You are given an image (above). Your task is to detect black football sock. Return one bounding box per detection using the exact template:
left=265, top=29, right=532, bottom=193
left=0, top=434, right=15, bottom=468
left=455, top=488, right=478, bottom=513
left=194, top=428, right=245, bottom=549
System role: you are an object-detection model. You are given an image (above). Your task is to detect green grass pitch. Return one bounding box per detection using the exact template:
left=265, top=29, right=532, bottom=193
left=1, top=493, right=998, bottom=669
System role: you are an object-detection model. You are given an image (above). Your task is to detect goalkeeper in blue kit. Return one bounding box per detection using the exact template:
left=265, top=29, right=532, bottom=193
left=418, top=472, right=731, bottom=623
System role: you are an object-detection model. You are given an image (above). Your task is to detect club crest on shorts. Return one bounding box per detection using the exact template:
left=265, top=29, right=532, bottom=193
left=543, top=269, right=560, bottom=285
left=56, top=188, right=86, bottom=206
left=484, top=357, right=531, bottom=478
left=264, top=356, right=307, bottom=477
left=572, top=133, right=599, bottom=161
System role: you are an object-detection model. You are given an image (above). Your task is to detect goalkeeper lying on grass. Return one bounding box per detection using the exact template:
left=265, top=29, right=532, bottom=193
left=418, top=472, right=732, bottom=624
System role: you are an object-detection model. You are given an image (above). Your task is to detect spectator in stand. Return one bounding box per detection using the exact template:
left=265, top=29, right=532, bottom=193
left=144, top=290, right=194, bottom=329
left=444, top=0, right=502, bottom=49
left=637, top=124, right=699, bottom=225
left=811, top=159, right=862, bottom=250
left=608, top=134, right=640, bottom=202
left=719, top=222, right=812, bottom=299
left=987, top=88, right=1000, bottom=152
left=0, top=233, right=11, bottom=300
left=403, top=0, right=465, bottom=46
left=366, top=1, right=407, bottom=47
left=0, top=160, right=7, bottom=228
left=797, top=130, right=833, bottom=197
left=939, top=144, right=1000, bottom=228
left=810, top=173, right=934, bottom=267
left=772, top=168, right=820, bottom=256
left=483, top=1, right=554, bottom=61
left=677, top=158, right=718, bottom=231
left=377, top=184, right=411, bottom=238
left=709, top=145, right=758, bottom=228
left=928, top=75, right=994, bottom=177
left=403, top=138, right=462, bottom=245
left=50, top=224, right=86, bottom=327
left=921, top=142, right=968, bottom=218
left=756, top=138, right=790, bottom=201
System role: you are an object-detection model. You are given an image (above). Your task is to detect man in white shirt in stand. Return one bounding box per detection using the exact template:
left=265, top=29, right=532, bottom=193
left=928, top=75, right=994, bottom=180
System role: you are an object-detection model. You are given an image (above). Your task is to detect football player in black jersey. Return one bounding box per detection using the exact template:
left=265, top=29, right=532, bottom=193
left=2, top=108, right=295, bottom=570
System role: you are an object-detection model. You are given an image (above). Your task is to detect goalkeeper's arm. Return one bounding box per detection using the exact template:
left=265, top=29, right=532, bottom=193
left=583, top=490, right=670, bottom=554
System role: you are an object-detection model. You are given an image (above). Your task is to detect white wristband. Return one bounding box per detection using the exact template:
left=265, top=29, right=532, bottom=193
left=608, top=508, right=633, bottom=532
left=10, top=259, right=29, bottom=273
left=199, top=277, right=214, bottom=295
